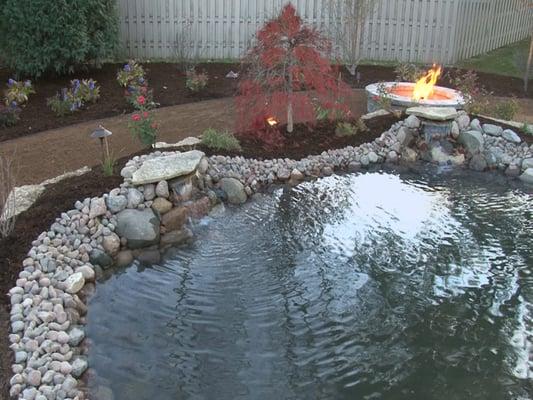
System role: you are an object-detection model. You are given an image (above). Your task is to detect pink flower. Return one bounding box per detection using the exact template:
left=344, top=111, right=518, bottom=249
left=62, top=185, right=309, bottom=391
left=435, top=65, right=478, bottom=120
left=137, top=95, right=146, bottom=105
left=132, top=114, right=141, bottom=121
left=143, top=112, right=149, bottom=118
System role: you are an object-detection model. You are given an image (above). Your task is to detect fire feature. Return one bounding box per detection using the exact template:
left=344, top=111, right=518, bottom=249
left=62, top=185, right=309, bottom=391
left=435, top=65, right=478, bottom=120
left=412, top=64, right=442, bottom=101
left=365, top=65, right=464, bottom=113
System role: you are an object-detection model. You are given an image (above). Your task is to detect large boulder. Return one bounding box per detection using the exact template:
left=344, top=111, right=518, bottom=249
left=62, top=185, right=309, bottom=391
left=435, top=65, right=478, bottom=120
left=519, top=168, right=533, bottom=184
left=219, top=178, right=247, bottom=204
left=131, top=151, right=205, bottom=185
left=458, top=130, right=484, bottom=154
left=116, top=209, right=160, bottom=249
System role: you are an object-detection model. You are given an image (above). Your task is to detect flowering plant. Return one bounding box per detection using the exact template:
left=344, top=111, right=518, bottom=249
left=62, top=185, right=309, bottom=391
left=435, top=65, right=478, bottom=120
left=185, top=68, right=209, bottom=93
left=117, top=60, right=154, bottom=108
left=5, top=79, right=34, bottom=106
left=0, top=102, right=20, bottom=127
left=47, top=79, right=101, bottom=116
left=128, top=104, right=158, bottom=146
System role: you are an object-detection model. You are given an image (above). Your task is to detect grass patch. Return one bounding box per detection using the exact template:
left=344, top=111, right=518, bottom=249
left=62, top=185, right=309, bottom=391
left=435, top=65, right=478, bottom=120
left=201, top=128, right=242, bottom=151
left=458, top=39, right=530, bottom=79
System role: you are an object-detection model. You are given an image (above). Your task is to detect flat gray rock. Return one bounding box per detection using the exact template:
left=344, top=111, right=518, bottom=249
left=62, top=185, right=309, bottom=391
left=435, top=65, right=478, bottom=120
left=116, top=209, right=160, bottom=249
left=482, top=124, right=503, bottom=137
left=132, top=151, right=205, bottom=185
left=406, top=107, right=458, bottom=121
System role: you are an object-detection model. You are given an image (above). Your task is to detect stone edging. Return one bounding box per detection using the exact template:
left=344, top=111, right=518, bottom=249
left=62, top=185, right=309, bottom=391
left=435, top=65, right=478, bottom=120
left=7, top=112, right=533, bottom=399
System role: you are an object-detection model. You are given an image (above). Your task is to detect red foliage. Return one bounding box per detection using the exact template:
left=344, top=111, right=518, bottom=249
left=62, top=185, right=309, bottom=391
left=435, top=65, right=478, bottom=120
left=236, top=3, right=351, bottom=139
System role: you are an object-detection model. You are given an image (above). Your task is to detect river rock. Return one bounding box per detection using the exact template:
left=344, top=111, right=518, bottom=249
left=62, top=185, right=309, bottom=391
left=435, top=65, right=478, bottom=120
left=160, top=228, right=193, bottom=247
left=75, top=266, right=95, bottom=282
left=89, top=249, right=113, bottom=269
left=482, top=124, right=503, bottom=136
left=152, top=197, right=173, bottom=214
left=115, top=250, right=134, bottom=268
left=519, top=168, right=533, bottom=184
left=136, top=249, right=161, bottom=265
left=126, top=188, right=144, bottom=209
left=502, top=129, right=521, bottom=144
left=68, top=327, right=85, bottom=346
left=143, top=184, right=156, bottom=201
left=470, top=118, right=482, bottom=132
left=161, top=207, right=188, bottom=231
left=155, top=181, right=169, bottom=198
left=404, top=115, right=420, bottom=129
left=458, top=130, right=484, bottom=154
left=71, top=357, right=88, bottom=378
left=219, top=178, right=247, bottom=204
left=65, top=273, right=85, bottom=294
left=456, top=114, right=470, bottom=131
left=105, top=195, right=127, bottom=214
left=116, top=209, right=160, bottom=249
left=89, top=198, right=106, bottom=219
left=102, top=233, right=121, bottom=255
left=131, top=151, right=205, bottom=185
left=406, top=106, right=458, bottom=121
left=469, top=154, right=487, bottom=171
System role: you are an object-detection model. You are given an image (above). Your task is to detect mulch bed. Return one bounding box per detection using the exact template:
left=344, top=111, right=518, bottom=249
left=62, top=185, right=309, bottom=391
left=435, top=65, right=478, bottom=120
left=199, top=114, right=401, bottom=160
left=0, top=62, right=531, bottom=143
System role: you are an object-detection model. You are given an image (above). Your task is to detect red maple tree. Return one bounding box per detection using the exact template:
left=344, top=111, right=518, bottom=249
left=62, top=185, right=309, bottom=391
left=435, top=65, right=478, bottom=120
left=236, top=3, right=351, bottom=135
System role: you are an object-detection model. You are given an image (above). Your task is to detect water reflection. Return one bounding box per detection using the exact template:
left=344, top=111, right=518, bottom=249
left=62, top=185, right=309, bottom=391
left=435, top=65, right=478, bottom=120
left=87, top=167, right=532, bottom=400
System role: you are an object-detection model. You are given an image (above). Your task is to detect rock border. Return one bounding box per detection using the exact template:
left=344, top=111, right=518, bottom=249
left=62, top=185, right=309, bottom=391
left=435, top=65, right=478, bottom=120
left=6, top=111, right=533, bottom=399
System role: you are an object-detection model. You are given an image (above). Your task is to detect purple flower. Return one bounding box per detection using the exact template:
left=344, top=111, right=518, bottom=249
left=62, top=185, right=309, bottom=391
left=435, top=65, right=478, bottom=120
left=24, top=80, right=32, bottom=88
left=124, top=64, right=131, bottom=72
left=89, top=80, right=95, bottom=90
left=138, top=77, right=145, bottom=84
left=7, top=78, right=15, bottom=87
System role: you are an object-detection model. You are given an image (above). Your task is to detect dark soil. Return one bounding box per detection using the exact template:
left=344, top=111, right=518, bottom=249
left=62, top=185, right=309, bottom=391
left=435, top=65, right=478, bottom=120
left=1, top=62, right=531, bottom=143
left=199, top=114, right=401, bottom=160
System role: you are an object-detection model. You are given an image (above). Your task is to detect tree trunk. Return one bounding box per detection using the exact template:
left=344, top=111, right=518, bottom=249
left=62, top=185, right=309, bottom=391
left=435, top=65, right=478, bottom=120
left=287, top=66, right=294, bottom=133
left=525, top=32, right=533, bottom=93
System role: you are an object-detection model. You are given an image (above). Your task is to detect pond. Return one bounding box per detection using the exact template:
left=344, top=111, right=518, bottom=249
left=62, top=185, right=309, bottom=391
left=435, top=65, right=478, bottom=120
left=86, top=167, right=532, bottom=400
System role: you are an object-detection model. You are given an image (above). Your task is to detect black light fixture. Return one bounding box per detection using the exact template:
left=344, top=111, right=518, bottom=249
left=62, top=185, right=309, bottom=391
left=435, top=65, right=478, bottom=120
left=90, top=125, right=112, bottom=163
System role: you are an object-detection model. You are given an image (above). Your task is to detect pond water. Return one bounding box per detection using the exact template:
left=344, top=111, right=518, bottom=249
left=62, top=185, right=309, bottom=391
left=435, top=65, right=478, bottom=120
left=86, top=167, right=533, bottom=400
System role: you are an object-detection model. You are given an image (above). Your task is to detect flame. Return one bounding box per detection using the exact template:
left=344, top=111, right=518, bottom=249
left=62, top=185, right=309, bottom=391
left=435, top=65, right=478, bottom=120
left=412, top=64, right=442, bottom=101
left=266, top=117, right=278, bottom=126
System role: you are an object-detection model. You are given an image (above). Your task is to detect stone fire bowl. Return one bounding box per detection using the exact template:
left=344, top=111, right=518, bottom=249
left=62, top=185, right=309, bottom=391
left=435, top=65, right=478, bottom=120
left=365, top=82, right=465, bottom=113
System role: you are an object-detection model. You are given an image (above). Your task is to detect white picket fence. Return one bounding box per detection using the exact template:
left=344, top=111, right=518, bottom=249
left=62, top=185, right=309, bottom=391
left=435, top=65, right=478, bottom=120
left=118, top=0, right=532, bottom=64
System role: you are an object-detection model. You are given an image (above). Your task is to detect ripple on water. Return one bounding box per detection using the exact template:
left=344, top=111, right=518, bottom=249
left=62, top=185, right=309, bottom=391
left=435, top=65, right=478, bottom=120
left=87, top=168, right=533, bottom=400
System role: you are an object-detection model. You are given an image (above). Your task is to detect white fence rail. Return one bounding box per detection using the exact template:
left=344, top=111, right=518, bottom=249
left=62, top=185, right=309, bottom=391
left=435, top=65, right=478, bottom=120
left=118, top=0, right=532, bottom=64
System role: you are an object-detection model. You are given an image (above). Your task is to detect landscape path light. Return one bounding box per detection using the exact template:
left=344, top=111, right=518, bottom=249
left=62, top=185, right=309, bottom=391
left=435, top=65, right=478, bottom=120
left=91, top=125, right=112, bottom=164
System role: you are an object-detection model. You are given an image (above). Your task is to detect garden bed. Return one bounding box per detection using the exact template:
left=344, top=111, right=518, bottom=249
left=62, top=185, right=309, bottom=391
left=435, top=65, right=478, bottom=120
left=0, top=63, right=532, bottom=143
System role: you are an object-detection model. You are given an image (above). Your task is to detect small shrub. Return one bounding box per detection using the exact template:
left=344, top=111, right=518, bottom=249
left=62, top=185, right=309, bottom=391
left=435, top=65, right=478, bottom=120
left=77, top=79, right=100, bottom=103
left=447, top=69, right=490, bottom=115
left=522, top=123, right=533, bottom=136
left=335, top=122, right=358, bottom=137
left=47, top=79, right=100, bottom=116
left=5, top=79, right=34, bottom=106
left=374, top=82, right=393, bottom=111
left=394, top=62, right=425, bottom=82
left=0, top=103, right=20, bottom=127
left=102, top=153, right=117, bottom=177
left=201, top=128, right=242, bottom=151
left=185, top=68, right=209, bottom=93
left=128, top=107, right=158, bottom=146
left=117, top=60, right=155, bottom=108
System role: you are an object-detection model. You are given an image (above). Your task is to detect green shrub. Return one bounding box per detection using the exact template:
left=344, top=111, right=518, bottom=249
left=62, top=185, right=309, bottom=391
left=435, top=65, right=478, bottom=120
left=0, top=104, right=20, bottom=127
left=394, top=62, right=425, bottom=82
left=335, top=122, right=358, bottom=137
left=185, top=68, right=209, bottom=93
left=201, top=129, right=242, bottom=151
left=0, top=0, right=118, bottom=77
left=47, top=79, right=100, bottom=116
